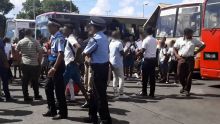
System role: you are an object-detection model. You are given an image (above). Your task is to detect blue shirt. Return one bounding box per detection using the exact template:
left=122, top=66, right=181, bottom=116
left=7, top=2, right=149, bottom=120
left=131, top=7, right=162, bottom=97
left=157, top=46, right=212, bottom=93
left=83, top=31, right=109, bottom=64
left=109, top=39, right=124, bottom=68
left=48, top=31, right=66, bottom=62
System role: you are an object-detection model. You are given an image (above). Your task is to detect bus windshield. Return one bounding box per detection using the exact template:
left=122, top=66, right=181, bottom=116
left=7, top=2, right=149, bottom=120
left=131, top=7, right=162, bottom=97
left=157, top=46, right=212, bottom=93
left=204, top=0, right=220, bottom=29
left=156, top=8, right=177, bottom=37
left=176, top=5, right=201, bottom=37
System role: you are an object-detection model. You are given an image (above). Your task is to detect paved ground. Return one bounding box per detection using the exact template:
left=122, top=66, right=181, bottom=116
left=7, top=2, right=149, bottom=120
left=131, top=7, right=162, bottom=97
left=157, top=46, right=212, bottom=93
left=0, top=77, right=220, bottom=124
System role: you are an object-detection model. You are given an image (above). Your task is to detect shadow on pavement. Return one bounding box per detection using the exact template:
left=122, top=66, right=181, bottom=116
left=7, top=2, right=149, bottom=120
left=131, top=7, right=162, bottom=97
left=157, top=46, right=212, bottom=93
left=110, top=107, right=130, bottom=115
left=191, top=93, right=220, bottom=98
left=157, top=94, right=203, bottom=100
left=209, top=85, right=220, bottom=89
left=0, top=118, right=22, bottom=123
left=0, top=109, right=33, bottom=116
left=112, top=118, right=130, bottom=124
left=8, top=98, right=47, bottom=106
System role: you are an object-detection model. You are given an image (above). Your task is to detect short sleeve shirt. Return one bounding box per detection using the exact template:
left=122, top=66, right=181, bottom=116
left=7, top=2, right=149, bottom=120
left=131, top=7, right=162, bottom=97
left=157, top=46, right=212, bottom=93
left=174, top=37, right=204, bottom=57
left=167, top=47, right=176, bottom=62
left=83, top=31, right=109, bottom=64
left=159, top=47, right=167, bottom=62
left=109, top=39, right=124, bottom=68
left=48, top=31, right=66, bottom=62
left=64, top=34, right=78, bottom=65
left=17, top=37, right=41, bottom=66
left=142, top=35, right=157, bottom=58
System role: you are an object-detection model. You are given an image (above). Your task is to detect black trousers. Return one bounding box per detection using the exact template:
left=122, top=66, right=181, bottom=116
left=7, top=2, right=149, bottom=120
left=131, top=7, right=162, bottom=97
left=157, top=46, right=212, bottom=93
left=142, top=58, right=156, bottom=95
left=0, top=67, right=11, bottom=99
left=89, top=63, right=112, bottom=123
left=21, top=64, right=40, bottom=97
left=45, top=61, right=67, bottom=116
left=177, top=57, right=194, bottom=92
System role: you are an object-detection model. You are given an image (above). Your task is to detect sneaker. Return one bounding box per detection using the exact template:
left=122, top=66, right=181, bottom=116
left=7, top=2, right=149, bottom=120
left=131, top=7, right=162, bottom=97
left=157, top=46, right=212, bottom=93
left=42, top=111, right=57, bottom=117
left=137, top=81, right=142, bottom=85
left=136, top=92, right=147, bottom=96
left=166, top=81, right=169, bottom=84
left=52, top=114, right=67, bottom=120
left=113, top=89, right=119, bottom=97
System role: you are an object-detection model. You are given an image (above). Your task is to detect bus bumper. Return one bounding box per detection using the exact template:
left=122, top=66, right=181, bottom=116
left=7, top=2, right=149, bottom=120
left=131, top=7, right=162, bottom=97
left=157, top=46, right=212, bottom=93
left=201, top=68, right=220, bottom=79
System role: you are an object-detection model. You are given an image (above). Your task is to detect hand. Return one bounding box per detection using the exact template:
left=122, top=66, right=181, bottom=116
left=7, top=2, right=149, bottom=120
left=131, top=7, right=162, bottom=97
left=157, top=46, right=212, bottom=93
left=176, top=55, right=183, bottom=60
left=47, top=68, right=56, bottom=77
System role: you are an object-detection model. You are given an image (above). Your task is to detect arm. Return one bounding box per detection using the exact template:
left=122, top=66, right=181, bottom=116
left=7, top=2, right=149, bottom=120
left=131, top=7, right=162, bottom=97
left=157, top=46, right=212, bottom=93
left=194, top=44, right=206, bottom=55
left=173, top=48, right=182, bottom=60
left=0, top=49, right=9, bottom=68
left=74, top=43, right=82, bottom=63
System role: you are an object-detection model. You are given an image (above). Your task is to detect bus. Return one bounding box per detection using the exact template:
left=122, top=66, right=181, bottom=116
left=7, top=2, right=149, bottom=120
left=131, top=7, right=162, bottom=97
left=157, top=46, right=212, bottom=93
left=201, top=0, right=220, bottom=79
left=35, top=12, right=146, bottom=39
left=5, top=19, right=35, bottom=40
left=144, top=2, right=203, bottom=73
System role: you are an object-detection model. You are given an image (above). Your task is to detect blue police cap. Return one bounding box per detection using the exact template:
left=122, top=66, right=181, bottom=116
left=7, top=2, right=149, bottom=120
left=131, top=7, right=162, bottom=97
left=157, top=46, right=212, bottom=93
left=89, top=17, right=106, bottom=28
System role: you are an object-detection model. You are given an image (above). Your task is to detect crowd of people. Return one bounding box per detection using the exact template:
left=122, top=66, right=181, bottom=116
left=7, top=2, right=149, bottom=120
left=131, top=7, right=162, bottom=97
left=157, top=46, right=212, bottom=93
left=0, top=16, right=206, bottom=124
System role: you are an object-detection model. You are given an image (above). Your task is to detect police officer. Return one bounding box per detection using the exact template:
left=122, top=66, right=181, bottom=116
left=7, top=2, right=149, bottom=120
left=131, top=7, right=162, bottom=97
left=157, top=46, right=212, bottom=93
left=42, top=18, right=68, bottom=120
left=83, top=17, right=112, bottom=124
left=174, top=28, right=205, bottom=96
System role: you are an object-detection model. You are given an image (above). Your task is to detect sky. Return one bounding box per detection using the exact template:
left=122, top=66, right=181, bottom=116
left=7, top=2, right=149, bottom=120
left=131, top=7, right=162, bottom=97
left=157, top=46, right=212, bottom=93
left=6, top=0, right=203, bottom=18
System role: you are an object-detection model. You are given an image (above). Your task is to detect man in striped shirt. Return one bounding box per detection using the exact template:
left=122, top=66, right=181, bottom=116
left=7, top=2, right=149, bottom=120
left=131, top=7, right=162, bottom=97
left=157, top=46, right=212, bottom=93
left=17, top=29, right=43, bottom=102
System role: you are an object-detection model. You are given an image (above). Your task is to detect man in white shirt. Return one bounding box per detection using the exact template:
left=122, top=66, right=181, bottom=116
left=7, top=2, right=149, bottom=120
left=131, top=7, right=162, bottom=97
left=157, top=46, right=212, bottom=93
left=174, top=28, right=205, bottom=96
left=137, top=27, right=157, bottom=97
left=62, top=24, right=89, bottom=108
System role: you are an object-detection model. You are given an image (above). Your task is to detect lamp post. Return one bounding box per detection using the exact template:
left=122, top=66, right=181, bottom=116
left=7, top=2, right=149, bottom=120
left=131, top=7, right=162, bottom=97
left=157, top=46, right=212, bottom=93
left=33, top=0, right=36, bottom=19
left=143, top=3, right=149, bottom=17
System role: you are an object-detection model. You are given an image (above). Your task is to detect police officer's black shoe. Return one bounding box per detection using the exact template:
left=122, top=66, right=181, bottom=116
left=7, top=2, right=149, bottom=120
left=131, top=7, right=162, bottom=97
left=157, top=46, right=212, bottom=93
left=35, top=95, right=43, bottom=100
left=42, top=111, right=57, bottom=117
left=183, top=91, right=190, bottom=97
left=84, top=116, right=98, bottom=124
left=52, top=114, right=67, bottom=120
left=24, top=97, right=33, bottom=102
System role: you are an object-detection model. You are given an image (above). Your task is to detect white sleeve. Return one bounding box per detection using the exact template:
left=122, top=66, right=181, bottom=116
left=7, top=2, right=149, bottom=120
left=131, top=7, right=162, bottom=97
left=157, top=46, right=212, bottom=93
left=142, top=40, right=147, bottom=49
left=174, top=38, right=180, bottom=49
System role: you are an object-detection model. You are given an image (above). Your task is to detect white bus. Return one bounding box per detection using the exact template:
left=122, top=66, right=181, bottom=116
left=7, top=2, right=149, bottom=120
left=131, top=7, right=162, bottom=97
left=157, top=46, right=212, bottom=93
left=5, top=19, right=35, bottom=40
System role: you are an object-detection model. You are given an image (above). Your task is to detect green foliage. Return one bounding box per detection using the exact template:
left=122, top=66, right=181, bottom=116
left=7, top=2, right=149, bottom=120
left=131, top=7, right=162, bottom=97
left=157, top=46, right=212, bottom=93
left=0, top=0, right=14, bottom=15
left=17, top=0, right=79, bottom=19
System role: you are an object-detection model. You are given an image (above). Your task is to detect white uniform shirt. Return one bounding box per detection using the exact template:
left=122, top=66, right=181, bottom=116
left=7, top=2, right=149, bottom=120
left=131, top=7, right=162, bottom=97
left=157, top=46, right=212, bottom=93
left=142, top=35, right=157, bottom=58
left=159, top=47, right=167, bottom=62
left=167, top=47, right=176, bottom=62
left=64, top=34, right=78, bottom=65
left=109, top=39, right=124, bottom=68
left=135, top=40, right=142, bottom=51
left=174, top=37, right=204, bottom=57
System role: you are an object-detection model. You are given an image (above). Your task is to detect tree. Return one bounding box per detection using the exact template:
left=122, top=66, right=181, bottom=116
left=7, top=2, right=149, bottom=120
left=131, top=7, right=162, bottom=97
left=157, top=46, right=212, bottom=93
left=42, top=0, right=79, bottom=13
left=17, top=0, right=79, bottom=19
left=17, top=0, right=43, bottom=19
left=0, top=0, right=14, bottom=15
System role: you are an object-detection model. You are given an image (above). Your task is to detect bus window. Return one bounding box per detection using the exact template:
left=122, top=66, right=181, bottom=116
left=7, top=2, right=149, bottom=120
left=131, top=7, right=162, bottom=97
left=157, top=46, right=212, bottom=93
left=176, top=6, right=201, bottom=37
left=204, top=0, right=220, bottom=29
left=156, top=8, right=177, bottom=37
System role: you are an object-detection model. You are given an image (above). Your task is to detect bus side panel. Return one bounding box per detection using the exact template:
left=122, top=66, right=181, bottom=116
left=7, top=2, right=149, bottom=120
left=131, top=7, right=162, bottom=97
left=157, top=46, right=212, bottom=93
left=200, top=29, right=220, bottom=79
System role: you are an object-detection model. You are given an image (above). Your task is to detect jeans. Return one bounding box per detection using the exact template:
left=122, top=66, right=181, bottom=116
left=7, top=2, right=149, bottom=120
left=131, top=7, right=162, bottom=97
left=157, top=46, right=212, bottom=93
left=0, top=67, right=11, bottom=98
left=21, top=64, right=40, bottom=97
left=45, top=61, right=67, bottom=116
left=112, top=66, right=124, bottom=94
left=89, top=63, right=112, bottom=124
